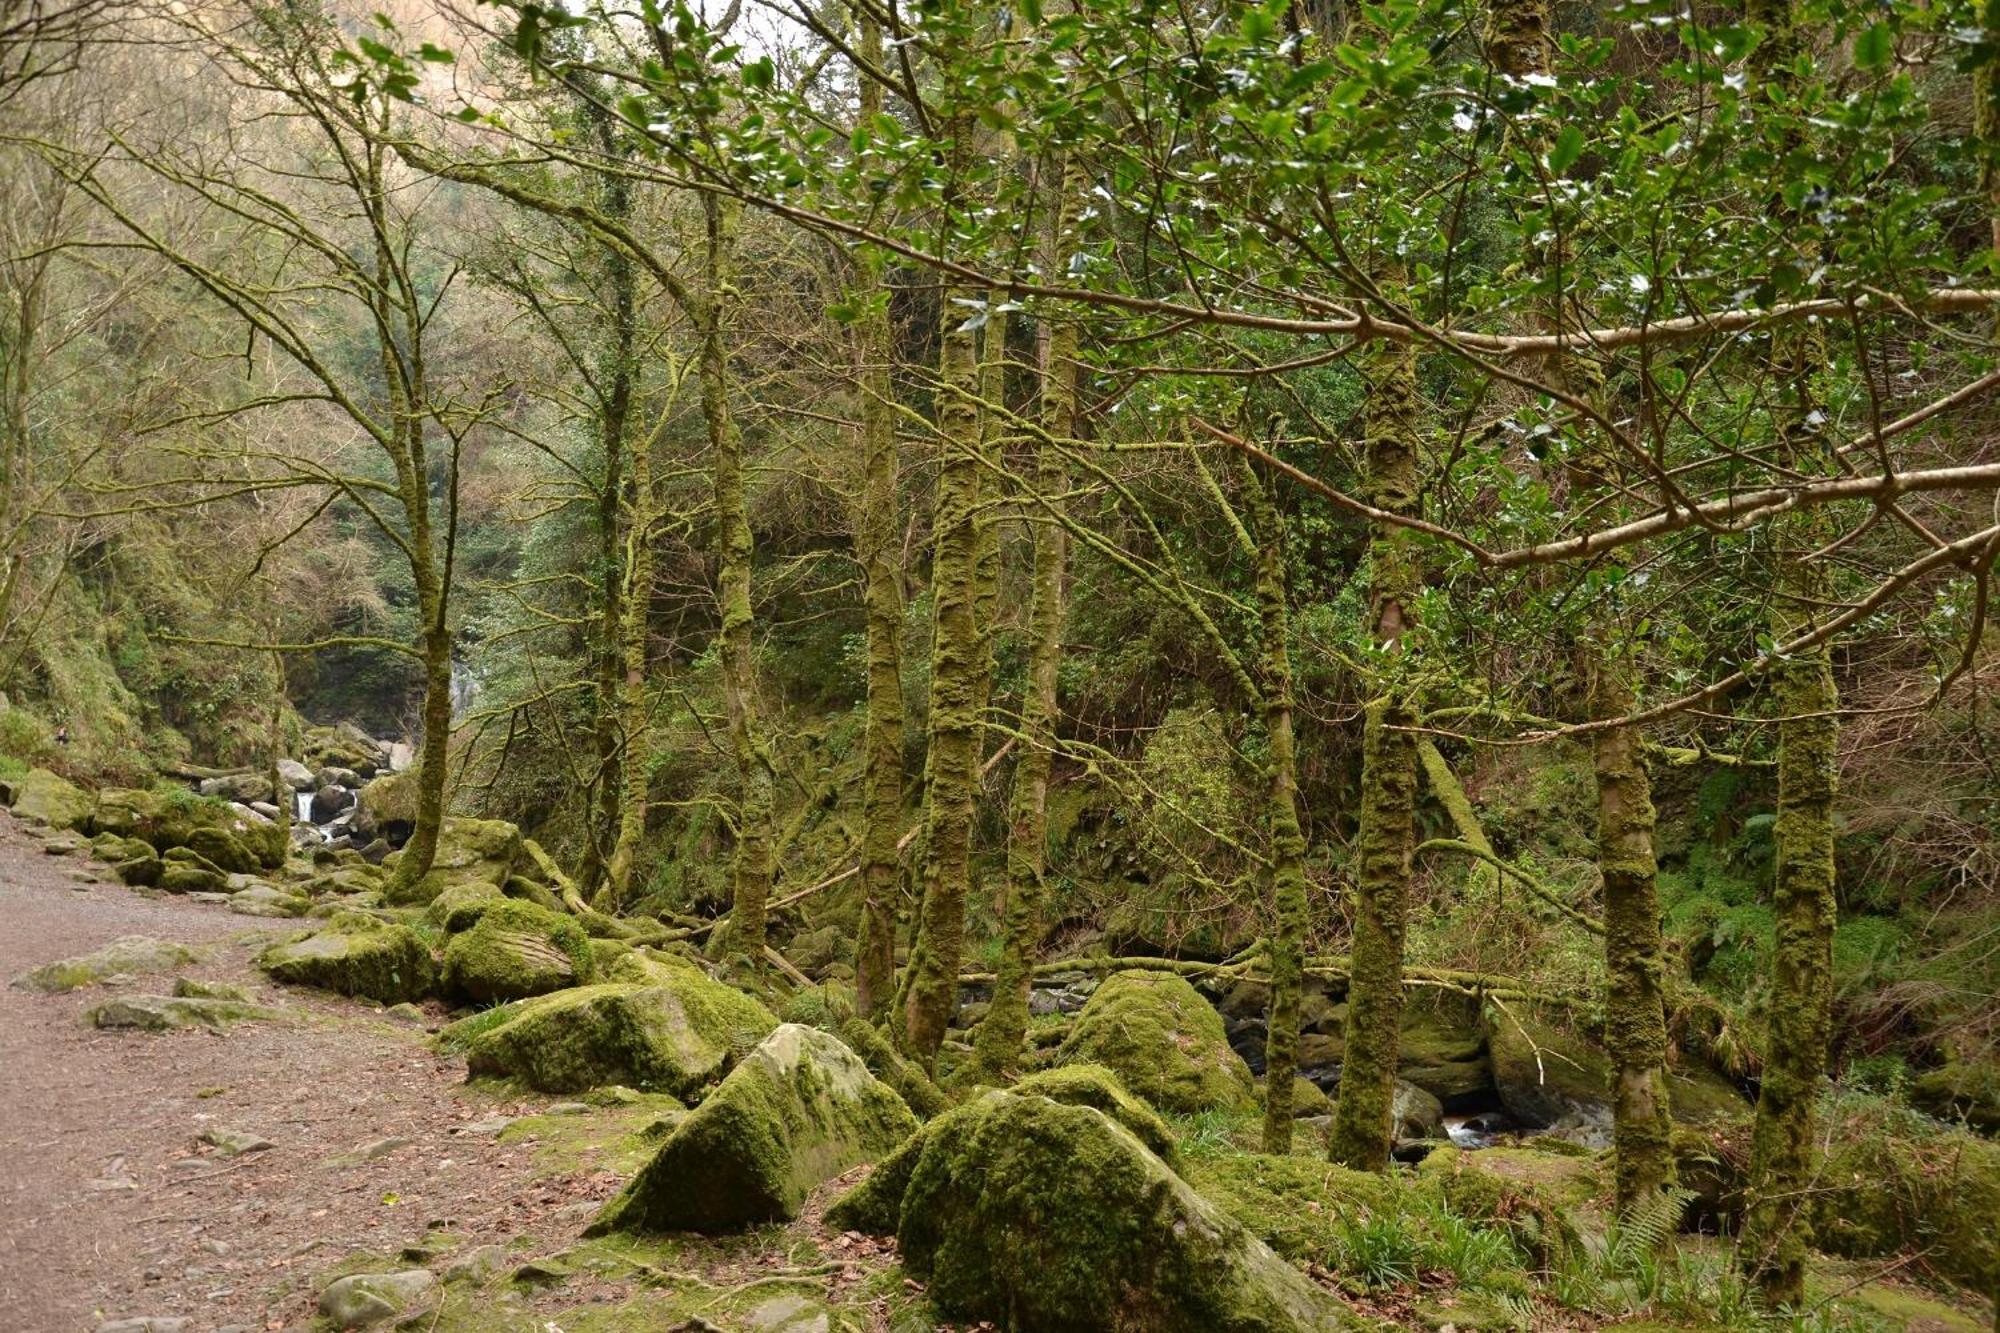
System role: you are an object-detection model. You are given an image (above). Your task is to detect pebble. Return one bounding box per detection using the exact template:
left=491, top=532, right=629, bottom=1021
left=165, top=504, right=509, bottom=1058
left=95, top=1318, right=192, bottom=1333
left=544, top=1101, right=590, bottom=1116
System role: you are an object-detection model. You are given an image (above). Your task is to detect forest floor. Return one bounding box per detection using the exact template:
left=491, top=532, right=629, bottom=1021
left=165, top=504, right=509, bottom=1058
left=0, top=808, right=854, bottom=1333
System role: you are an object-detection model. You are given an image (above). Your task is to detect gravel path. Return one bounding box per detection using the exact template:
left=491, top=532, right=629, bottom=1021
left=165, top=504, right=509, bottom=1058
left=0, top=809, right=571, bottom=1332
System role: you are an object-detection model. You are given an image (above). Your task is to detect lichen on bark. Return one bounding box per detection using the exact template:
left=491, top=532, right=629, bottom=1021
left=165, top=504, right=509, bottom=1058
left=1328, top=331, right=1422, bottom=1173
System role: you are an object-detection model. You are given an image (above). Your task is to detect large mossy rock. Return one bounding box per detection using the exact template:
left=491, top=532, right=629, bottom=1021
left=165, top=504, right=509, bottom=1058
left=1483, top=1009, right=1612, bottom=1131
left=830, top=1085, right=1356, bottom=1332
left=1909, top=1060, right=2000, bottom=1135
left=589, top=1023, right=917, bottom=1234
left=86, top=787, right=285, bottom=869
left=1416, top=1144, right=1599, bottom=1263
left=838, top=1016, right=949, bottom=1119
left=382, top=817, right=521, bottom=906
left=441, top=899, right=593, bottom=1003
left=87, top=994, right=284, bottom=1031
left=1810, top=1119, right=2000, bottom=1295
left=352, top=769, right=418, bottom=843
left=1010, top=1064, right=1179, bottom=1164
left=10, top=768, right=90, bottom=829
left=1055, top=969, right=1257, bottom=1115
left=1291, top=998, right=1491, bottom=1103
left=448, top=962, right=778, bottom=1097
left=258, top=913, right=436, bottom=1003
left=11, top=936, right=196, bottom=993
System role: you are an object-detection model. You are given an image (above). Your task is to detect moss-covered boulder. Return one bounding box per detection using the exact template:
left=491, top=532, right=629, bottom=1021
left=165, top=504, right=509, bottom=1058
left=1184, top=1152, right=1404, bottom=1268
left=352, top=768, right=419, bottom=842
left=833, top=1085, right=1357, bottom=1331
left=383, top=817, right=522, bottom=906
left=441, top=899, right=593, bottom=1003
left=1293, top=998, right=1491, bottom=1103
left=258, top=913, right=436, bottom=1003
left=184, top=825, right=259, bottom=875
left=1011, top=1064, right=1180, bottom=1164
left=1483, top=1009, right=1611, bottom=1131
left=1416, top=1144, right=1599, bottom=1262
left=448, top=963, right=778, bottom=1097
left=1055, top=969, right=1258, bottom=1116
left=9, top=768, right=90, bottom=828
left=157, top=847, right=228, bottom=895
left=11, top=936, right=195, bottom=993
left=87, top=993, right=284, bottom=1031
left=838, top=1016, right=949, bottom=1120
left=1810, top=1118, right=2000, bottom=1295
left=589, top=1024, right=917, bottom=1234
left=426, top=879, right=506, bottom=932
left=1909, top=1060, right=2000, bottom=1135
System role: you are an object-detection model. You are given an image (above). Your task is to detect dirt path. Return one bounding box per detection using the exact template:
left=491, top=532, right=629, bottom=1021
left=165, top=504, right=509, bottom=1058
left=0, top=810, right=579, bottom=1333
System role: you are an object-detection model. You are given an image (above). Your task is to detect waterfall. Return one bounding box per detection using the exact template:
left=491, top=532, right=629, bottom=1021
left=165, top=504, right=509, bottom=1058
left=449, top=660, right=482, bottom=722
left=295, top=791, right=314, bottom=823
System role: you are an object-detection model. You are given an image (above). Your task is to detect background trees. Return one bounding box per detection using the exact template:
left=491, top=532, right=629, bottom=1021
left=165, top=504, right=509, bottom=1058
left=6, top=0, right=2000, bottom=1315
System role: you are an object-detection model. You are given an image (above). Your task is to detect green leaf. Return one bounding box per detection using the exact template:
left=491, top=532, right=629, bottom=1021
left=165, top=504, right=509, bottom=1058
left=418, top=43, right=455, bottom=64
left=1547, top=124, right=1585, bottom=174
left=1853, top=22, right=1892, bottom=70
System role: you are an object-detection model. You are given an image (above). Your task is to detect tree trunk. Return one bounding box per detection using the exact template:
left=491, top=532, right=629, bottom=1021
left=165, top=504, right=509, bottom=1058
left=395, top=600, right=453, bottom=892
left=605, top=415, right=653, bottom=904
left=974, top=195, right=1075, bottom=1075
left=851, top=8, right=906, bottom=1021
left=1592, top=655, right=1675, bottom=1213
left=587, top=148, right=637, bottom=904
left=1327, top=334, right=1421, bottom=1172
left=902, top=270, right=990, bottom=1066
left=1242, top=458, right=1308, bottom=1154
left=1738, top=0, right=1840, bottom=1306
left=701, top=192, right=774, bottom=971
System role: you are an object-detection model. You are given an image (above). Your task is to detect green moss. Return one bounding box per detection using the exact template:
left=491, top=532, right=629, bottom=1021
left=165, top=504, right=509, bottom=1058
left=864, top=1086, right=1357, bottom=1330
left=259, top=913, right=437, bottom=1004
left=11, top=936, right=195, bottom=993
left=1185, top=1152, right=1404, bottom=1267
left=1010, top=1064, right=1181, bottom=1164
left=838, top=1016, right=949, bottom=1119
left=590, top=1024, right=918, bottom=1234
left=1416, top=1145, right=1599, bottom=1263
left=1809, top=1112, right=2000, bottom=1296
left=496, top=1095, right=686, bottom=1178
left=1055, top=969, right=1257, bottom=1116
left=441, top=899, right=594, bottom=1003
left=10, top=768, right=91, bottom=828
left=448, top=966, right=777, bottom=1097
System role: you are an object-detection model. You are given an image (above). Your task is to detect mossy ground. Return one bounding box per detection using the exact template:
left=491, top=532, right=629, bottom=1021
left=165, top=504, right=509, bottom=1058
left=495, top=1095, right=688, bottom=1178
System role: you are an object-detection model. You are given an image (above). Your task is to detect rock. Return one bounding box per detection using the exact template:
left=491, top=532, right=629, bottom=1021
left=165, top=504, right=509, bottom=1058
left=386, top=742, right=414, bottom=773
left=198, top=1128, right=274, bottom=1156
left=1909, top=1060, right=2000, bottom=1135
left=1010, top=1064, right=1180, bottom=1163
left=173, top=978, right=250, bottom=1001
left=1391, top=1079, right=1444, bottom=1142
left=258, top=914, right=436, bottom=1004
left=837, top=1016, right=949, bottom=1119
left=382, top=1001, right=425, bottom=1025
left=590, top=1024, right=916, bottom=1234
left=317, top=1270, right=437, bottom=1329
left=112, top=843, right=162, bottom=887
left=95, top=1318, right=193, bottom=1333
left=41, top=834, right=81, bottom=855
left=351, top=769, right=419, bottom=845
left=11, top=937, right=195, bottom=993
left=829, top=1084, right=1352, bottom=1331
left=441, top=899, right=593, bottom=1003
left=87, top=994, right=283, bottom=1031
left=310, top=784, right=356, bottom=823
left=1809, top=1119, right=2000, bottom=1295
left=229, top=884, right=310, bottom=918
left=1484, top=1009, right=1611, bottom=1131
left=247, top=800, right=282, bottom=820
left=10, top=768, right=90, bottom=828
left=333, top=1135, right=410, bottom=1163
left=381, top=816, right=522, bottom=905
left=157, top=848, right=228, bottom=895
left=185, top=825, right=260, bottom=874
left=277, top=758, right=316, bottom=791
left=439, top=1244, right=506, bottom=1283
left=229, top=802, right=273, bottom=826
left=1055, top=969, right=1257, bottom=1115
left=315, top=765, right=360, bottom=790
left=198, top=772, right=272, bottom=804
left=447, top=962, right=778, bottom=1097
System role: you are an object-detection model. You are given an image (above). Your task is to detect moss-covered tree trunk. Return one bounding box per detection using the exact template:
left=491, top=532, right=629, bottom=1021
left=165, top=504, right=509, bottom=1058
left=851, top=11, right=907, bottom=1022
left=1327, top=335, right=1422, bottom=1172
left=902, top=265, right=990, bottom=1066
left=1592, top=655, right=1675, bottom=1212
left=587, top=143, right=638, bottom=904
left=1737, top=0, right=1840, bottom=1305
left=605, top=407, right=653, bottom=904
left=700, top=192, right=775, bottom=971
left=1241, top=457, right=1309, bottom=1154
left=974, top=180, right=1076, bottom=1075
